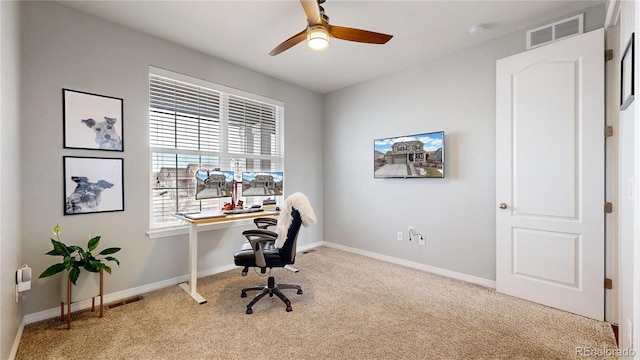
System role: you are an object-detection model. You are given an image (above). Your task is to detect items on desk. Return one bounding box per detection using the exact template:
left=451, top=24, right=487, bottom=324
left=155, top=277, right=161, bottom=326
left=222, top=199, right=244, bottom=210
left=223, top=207, right=262, bottom=215
left=262, top=198, right=277, bottom=210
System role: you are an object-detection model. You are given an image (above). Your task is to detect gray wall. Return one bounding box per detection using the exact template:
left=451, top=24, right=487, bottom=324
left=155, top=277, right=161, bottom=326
left=20, top=1, right=323, bottom=315
left=322, top=5, right=605, bottom=282
left=1, top=1, right=23, bottom=358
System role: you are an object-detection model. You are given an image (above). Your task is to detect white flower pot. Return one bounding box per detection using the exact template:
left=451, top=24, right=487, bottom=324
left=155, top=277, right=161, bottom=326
left=61, top=272, right=100, bottom=303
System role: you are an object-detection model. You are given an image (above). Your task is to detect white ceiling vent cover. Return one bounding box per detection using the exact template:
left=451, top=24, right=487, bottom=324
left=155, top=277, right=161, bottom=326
left=526, top=14, right=584, bottom=50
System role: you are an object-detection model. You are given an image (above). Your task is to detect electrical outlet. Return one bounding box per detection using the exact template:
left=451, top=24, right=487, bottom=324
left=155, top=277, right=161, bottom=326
left=408, top=225, right=415, bottom=233
left=397, top=231, right=403, bottom=241
left=627, top=318, right=633, bottom=348
left=418, top=235, right=425, bottom=246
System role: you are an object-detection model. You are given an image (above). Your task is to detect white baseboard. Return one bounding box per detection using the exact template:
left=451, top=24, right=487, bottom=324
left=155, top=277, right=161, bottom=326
left=322, top=241, right=496, bottom=289
left=297, top=241, right=324, bottom=252
left=9, top=318, right=25, bottom=360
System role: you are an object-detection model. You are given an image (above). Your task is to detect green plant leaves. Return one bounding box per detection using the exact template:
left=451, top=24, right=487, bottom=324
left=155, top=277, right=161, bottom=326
left=103, top=265, right=112, bottom=274
left=87, top=236, right=100, bottom=252
left=84, top=258, right=102, bottom=273
left=38, top=263, right=66, bottom=278
left=104, top=256, right=120, bottom=267
left=69, top=267, right=80, bottom=285
left=63, top=256, right=74, bottom=271
left=99, top=247, right=121, bottom=255
left=51, top=239, right=70, bottom=257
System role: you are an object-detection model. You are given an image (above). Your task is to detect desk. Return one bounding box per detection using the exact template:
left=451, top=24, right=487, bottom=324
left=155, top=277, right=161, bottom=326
left=173, top=210, right=280, bottom=304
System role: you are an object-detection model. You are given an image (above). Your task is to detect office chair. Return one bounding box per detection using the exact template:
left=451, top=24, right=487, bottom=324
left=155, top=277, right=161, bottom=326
left=233, top=209, right=302, bottom=314
left=234, top=193, right=316, bottom=314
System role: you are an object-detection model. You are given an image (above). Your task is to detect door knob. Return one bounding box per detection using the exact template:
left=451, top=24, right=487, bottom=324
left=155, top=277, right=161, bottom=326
left=499, top=203, right=508, bottom=209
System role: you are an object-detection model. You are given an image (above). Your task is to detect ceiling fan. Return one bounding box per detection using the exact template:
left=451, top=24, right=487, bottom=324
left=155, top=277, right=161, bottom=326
left=269, top=0, right=393, bottom=56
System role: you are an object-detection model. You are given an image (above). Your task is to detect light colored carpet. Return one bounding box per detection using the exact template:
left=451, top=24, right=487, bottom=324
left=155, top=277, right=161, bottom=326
left=17, top=246, right=617, bottom=359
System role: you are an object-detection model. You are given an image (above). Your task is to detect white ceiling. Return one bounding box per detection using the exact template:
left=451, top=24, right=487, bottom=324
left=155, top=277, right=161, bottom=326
left=57, top=0, right=604, bottom=94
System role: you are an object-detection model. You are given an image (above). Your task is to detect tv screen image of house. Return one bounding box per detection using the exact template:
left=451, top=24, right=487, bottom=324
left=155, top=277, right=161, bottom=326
left=374, top=131, right=444, bottom=178
left=194, top=169, right=234, bottom=200
left=241, top=172, right=284, bottom=196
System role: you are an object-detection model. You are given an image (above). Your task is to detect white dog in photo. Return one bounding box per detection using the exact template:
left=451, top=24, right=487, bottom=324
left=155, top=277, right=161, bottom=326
left=81, top=116, right=122, bottom=150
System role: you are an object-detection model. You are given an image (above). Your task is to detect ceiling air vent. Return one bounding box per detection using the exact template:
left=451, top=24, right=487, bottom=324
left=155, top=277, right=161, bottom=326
left=526, top=14, right=584, bottom=50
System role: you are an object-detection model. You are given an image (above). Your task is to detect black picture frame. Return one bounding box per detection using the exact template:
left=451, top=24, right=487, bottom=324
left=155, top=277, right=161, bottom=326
left=63, top=89, right=124, bottom=151
left=374, top=131, right=445, bottom=178
left=621, top=33, right=635, bottom=110
left=63, top=156, right=124, bottom=215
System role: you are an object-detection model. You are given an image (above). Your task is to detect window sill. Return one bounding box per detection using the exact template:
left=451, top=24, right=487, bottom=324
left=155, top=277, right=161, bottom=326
left=147, top=218, right=256, bottom=239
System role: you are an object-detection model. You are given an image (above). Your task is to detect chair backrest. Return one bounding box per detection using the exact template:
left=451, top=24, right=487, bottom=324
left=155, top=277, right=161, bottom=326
left=278, top=208, right=302, bottom=264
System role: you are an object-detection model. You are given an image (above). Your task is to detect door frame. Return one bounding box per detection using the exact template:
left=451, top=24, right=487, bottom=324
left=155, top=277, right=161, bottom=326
left=605, top=20, right=620, bottom=325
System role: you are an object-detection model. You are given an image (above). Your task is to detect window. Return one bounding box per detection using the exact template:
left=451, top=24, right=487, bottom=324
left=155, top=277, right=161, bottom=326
left=149, top=68, right=284, bottom=230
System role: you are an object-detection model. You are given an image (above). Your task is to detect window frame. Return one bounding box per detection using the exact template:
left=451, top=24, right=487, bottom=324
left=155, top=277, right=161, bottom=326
left=148, top=67, right=285, bottom=232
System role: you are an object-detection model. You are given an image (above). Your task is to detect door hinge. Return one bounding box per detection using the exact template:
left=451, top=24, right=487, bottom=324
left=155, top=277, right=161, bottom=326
left=605, top=126, right=614, bottom=137
left=605, top=49, right=614, bottom=61
left=604, top=202, right=613, bottom=213
left=604, top=278, right=613, bottom=289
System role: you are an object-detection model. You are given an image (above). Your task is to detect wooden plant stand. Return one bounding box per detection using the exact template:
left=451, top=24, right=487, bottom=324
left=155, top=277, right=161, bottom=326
left=59, top=269, right=104, bottom=330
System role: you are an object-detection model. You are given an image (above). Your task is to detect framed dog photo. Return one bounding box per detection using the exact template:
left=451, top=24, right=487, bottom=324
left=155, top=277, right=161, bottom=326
left=63, top=89, right=124, bottom=151
left=63, top=156, right=124, bottom=215
left=621, top=33, right=635, bottom=110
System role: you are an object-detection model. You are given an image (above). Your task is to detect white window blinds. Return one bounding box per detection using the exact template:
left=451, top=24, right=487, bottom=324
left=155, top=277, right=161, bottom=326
left=149, top=70, right=284, bottom=229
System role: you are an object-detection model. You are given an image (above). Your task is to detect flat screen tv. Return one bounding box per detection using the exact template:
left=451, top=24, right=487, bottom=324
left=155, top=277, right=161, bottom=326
left=374, top=131, right=444, bottom=178
left=242, top=171, right=284, bottom=196
left=195, top=169, right=234, bottom=200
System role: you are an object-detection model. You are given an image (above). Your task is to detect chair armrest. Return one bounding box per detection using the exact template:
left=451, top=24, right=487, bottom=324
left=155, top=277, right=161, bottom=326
left=253, top=217, right=278, bottom=229
left=242, top=229, right=277, bottom=239
left=242, top=229, right=278, bottom=268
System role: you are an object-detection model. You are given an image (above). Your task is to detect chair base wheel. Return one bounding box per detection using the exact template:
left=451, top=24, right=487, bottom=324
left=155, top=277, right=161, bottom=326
left=239, top=276, right=302, bottom=314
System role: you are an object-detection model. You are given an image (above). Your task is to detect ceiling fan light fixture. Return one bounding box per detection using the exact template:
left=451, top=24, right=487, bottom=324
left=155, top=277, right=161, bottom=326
left=307, top=25, right=329, bottom=51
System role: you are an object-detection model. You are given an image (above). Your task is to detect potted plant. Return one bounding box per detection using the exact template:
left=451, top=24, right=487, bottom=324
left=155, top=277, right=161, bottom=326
left=39, top=224, right=121, bottom=282
left=39, top=224, right=121, bottom=301
left=39, top=225, right=121, bottom=328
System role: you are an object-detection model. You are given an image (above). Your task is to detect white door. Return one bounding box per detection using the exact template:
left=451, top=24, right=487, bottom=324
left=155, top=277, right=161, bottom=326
left=496, top=28, right=604, bottom=320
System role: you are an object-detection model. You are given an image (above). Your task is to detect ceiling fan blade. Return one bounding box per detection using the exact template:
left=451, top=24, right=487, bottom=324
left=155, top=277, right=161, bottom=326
left=329, top=25, right=393, bottom=44
left=269, top=29, right=308, bottom=56
left=300, top=0, right=322, bottom=25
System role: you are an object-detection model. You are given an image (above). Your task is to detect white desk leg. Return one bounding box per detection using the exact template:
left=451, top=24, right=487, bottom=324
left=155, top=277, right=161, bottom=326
left=178, top=223, right=207, bottom=304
